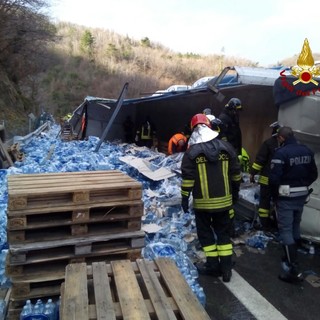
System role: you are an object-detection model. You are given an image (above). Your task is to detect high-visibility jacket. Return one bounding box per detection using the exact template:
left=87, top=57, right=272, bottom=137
left=168, top=133, right=187, bottom=155
left=251, top=136, right=279, bottom=185
left=181, top=138, right=241, bottom=211
left=238, top=147, right=250, bottom=173
left=136, top=121, right=155, bottom=141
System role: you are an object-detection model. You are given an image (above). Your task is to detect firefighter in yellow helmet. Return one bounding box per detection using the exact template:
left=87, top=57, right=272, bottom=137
left=181, top=114, right=241, bottom=282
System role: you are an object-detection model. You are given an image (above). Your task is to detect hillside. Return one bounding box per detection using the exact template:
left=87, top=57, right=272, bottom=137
left=33, top=22, right=258, bottom=116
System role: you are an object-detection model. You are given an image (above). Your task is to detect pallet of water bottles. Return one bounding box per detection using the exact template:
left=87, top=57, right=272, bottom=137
left=60, top=258, right=211, bottom=320
left=7, top=295, right=61, bottom=320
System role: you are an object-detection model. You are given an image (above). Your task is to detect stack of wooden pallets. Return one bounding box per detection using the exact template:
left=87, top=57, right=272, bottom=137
left=60, top=258, right=211, bottom=320
left=5, top=170, right=145, bottom=318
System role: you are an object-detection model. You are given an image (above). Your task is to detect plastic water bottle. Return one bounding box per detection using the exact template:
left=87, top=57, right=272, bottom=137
left=20, top=305, right=32, bottom=319
left=45, top=298, right=56, bottom=320
left=34, top=299, right=44, bottom=313
left=25, top=300, right=33, bottom=314
left=44, top=304, right=54, bottom=320
left=197, top=287, right=206, bottom=306
left=33, top=304, right=42, bottom=315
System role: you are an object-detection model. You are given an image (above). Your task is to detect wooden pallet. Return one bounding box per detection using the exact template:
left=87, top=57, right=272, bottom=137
left=8, top=230, right=145, bottom=265
left=61, top=258, right=211, bottom=320
left=7, top=248, right=142, bottom=280
left=7, top=170, right=142, bottom=211
left=7, top=200, right=143, bottom=228
left=7, top=249, right=142, bottom=302
left=7, top=202, right=143, bottom=244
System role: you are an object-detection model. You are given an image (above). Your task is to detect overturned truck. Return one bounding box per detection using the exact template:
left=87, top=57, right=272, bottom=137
left=69, top=66, right=320, bottom=242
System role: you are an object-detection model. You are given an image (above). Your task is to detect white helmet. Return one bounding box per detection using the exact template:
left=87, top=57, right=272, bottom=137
left=206, top=114, right=215, bottom=122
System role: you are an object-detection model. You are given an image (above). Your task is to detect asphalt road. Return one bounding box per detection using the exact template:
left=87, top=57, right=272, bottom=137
left=199, top=237, right=320, bottom=320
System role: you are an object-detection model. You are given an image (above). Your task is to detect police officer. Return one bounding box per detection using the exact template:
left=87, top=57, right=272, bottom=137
left=218, top=98, right=242, bottom=156
left=269, top=126, right=318, bottom=283
left=181, top=114, right=241, bottom=282
left=250, top=122, right=281, bottom=229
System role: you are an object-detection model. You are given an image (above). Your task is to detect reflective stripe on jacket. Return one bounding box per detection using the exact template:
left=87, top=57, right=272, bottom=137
left=181, top=138, right=241, bottom=211
left=251, top=136, right=279, bottom=185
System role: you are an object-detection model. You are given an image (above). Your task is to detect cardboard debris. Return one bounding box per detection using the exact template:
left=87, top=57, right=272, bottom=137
left=119, top=155, right=175, bottom=181
left=145, top=188, right=158, bottom=198
left=305, top=274, right=320, bottom=288
left=141, top=223, right=162, bottom=234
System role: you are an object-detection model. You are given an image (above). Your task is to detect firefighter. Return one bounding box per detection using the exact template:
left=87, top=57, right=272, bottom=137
left=218, top=98, right=243, bottom=156
left=168, top=132, right=187, bottom=155
left=269, top=126, right=318, bottom=283
left=181, top=113, right=241, bottom=282
left=135, top=116, right=156, bottom=148
left=250, top=122, right=281, bottom=229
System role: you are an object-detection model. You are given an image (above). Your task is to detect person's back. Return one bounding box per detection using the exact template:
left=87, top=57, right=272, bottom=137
left=218, top=98, right=242, bottom=155
left=168, top=133, right=187, bottom=155
left=183, top=138, right=241, bottom=210
left=270, top=130, right=317, bottom=188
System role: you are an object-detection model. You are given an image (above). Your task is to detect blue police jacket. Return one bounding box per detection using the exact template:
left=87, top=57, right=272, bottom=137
left=269, top=136, right=318, bottom=197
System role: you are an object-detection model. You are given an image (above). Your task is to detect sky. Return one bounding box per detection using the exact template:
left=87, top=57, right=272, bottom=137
left=50, top=0, right=320, bottom=67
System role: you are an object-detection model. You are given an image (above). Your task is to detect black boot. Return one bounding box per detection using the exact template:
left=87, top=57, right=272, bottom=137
left=278, top=244, right=303, bottom=283
left=196, top=257, right=221, bottom=277
left=220, top=255, right=233, bottom=283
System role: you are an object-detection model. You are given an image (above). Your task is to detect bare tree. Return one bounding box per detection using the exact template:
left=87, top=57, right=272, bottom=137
left=0, top=0, right=56, bottom=83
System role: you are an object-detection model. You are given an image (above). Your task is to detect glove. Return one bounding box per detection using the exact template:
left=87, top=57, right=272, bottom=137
left=181, top=196, right=189, bottom=213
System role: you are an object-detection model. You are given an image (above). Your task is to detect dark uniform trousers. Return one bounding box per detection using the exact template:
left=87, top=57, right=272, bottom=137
left=195, top=209, right=233, bottom=273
